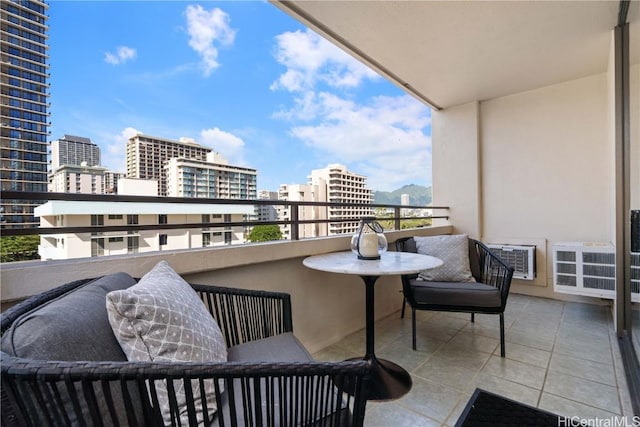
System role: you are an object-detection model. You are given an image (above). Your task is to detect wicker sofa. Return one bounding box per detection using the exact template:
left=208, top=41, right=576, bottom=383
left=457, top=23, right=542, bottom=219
left=0, top=268, right=370, bottom=426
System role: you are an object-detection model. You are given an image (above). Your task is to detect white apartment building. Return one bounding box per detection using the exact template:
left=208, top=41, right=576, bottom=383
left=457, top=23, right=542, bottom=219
left=277, top=164, right=373, bottom=239
left=256, top=190, right=278, bottom=223
left=103, top=171, right=126, bottom=194
left=277, top=183, right=327, bottom=239
left=126, top=134, right=211, bottom=196
left=164, top=152, right=257, bottom=200
left=49, top=165, right=125, bottom=194
left=49, top=164, right=125, bottom=194
left=34, top=201, right=253, bottom=260
left=49, top=164, right=107, bottom=194
left=50, top=135, right=101, bottom=171
left=49, top=135, right=126, bottom=194
left=309, top=164, right=373, bottom=235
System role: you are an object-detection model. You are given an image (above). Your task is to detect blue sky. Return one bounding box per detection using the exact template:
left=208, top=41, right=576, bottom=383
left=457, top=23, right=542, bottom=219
left=48, top=1, right=432, bottom=192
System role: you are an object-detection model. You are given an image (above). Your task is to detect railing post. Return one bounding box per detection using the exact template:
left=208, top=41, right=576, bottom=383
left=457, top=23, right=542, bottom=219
left=291, top=204, right=299, bottom=241
left=394, top=207, right=401, bottom=231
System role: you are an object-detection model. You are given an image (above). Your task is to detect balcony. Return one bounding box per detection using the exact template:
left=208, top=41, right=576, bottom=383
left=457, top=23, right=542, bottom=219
left=2, top=0, right=639, bottom=423
left=316, top=295, right=634, bottom=425
left=0, top=212, right=635, bottom=424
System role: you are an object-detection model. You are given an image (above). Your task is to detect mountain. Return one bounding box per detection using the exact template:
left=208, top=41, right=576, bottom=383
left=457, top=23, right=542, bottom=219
left=374, top=184, right=432, bottom=206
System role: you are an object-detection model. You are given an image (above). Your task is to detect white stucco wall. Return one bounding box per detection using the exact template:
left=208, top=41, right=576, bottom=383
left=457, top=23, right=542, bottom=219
left=480, top=74, right=610, bottom=243
left=432, top=102, right=482, bottom=238
left=431, top=70, right=631, bottom=300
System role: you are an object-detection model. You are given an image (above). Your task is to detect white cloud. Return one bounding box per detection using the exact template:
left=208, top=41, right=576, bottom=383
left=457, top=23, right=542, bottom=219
left=102, top=127, right=141, bottom=172
left=185, top=5, right=236, bottom=76
left=287, top=93, right=432, bottom=190
left=271, top=29, right=379, bottom=93
left=104, top=46, right=137, bottom=65
left=199, top=127, right=246, bottom=165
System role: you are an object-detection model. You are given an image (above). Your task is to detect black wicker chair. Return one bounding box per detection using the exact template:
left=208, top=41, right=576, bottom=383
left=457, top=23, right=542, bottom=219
left=395, top=237, right=514, bottom=357
left=1, top=278, right=370, bottom=426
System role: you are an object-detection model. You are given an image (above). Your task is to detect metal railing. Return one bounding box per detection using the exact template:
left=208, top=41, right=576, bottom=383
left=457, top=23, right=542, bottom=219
left=0, top=191, right=449, bottom=240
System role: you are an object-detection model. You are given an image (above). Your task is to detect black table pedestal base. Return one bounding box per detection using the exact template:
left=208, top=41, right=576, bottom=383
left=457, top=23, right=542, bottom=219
left=337, top=355, right=412, bottom=401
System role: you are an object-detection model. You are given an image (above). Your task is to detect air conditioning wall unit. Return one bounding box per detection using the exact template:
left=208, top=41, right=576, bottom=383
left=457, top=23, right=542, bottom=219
left=553, top=242, right=617, bottom=299
left=487, top=244, right=536, bottom=280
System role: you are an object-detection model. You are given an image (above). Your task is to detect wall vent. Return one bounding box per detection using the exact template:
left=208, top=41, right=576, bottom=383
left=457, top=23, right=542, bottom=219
left=553, top=242, right=617, bottom=299
left=487, top=244, right=536, bottom=280
left=632, top=251, right=639, bottom=303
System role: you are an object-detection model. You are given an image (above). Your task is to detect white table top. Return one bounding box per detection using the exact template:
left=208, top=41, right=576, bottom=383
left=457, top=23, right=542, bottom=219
left=303, top=250, right=443, bottom=276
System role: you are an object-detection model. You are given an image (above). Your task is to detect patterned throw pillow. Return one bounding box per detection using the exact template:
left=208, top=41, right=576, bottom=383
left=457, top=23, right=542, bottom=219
left=106, top=260, right=227, bottom=425
left=414, top=234, right=475, bottom=282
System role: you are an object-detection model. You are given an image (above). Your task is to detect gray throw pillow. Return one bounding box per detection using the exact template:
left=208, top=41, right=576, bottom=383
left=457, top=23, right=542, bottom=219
left=0, top=272, right=142, bottom=425
left=106, top=260, right=227, bottom=426
left=414, top=234, right=475, bottom=282
left=1, top=272, right=136, bottom=361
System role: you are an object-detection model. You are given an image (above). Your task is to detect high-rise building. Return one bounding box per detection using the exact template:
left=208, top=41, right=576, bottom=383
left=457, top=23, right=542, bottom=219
left=103, top=170, right=126, bottom=194
left=309, top=164, right=373, bottom=236
left=1, top=0, right=50, bottom=228
left=49, top=164, right=109, bottom=194
left=278, top=164, right=373, bottom=239
left=256, top=190, right=278, bottom=223
left=48, top=163, right=125, bottom=194
left=126, top=134, right=211, bottom=196
left=277, top=183, right=327, bottom=239
left=50, top=135, right=100, bottom=170
left=164, top=152, right=257, bottom=200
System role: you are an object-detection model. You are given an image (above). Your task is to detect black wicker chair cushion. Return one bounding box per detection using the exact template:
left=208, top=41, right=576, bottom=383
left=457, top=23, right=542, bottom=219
left=409, top=279, right=502, bottom=308
left=0, top=272, right=136, bottom=361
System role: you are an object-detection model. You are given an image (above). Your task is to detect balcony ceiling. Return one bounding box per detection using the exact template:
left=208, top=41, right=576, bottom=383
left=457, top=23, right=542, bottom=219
left=272, top=1, right=640, bottom=110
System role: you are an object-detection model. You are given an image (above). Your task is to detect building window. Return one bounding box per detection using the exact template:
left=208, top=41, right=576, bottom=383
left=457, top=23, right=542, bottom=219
left=90, top=214, right=104, bottom=226
left=108, top=237, right=123, bottom=243
left=108, top=214, right=123, bottom=220
left=202, top=233, right=211, bottom=247
left=224, top=232, right=232, bottom=244
left=158, top=214, right=168, bottom=224
left=127, top=235, right=139, bottom=254
left=159, top=234, right=168, bottom=246
left=127, top=214, right=138, bottom=225
left=91, top=238, right=104, bottom=257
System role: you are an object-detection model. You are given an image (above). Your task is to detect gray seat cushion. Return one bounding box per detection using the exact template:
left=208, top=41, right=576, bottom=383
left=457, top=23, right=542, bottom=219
left=227, top=332, right=313, bottom=362
left=213, top=333, right=348, bottom=426
left=410, top=279, right=501, bottom=308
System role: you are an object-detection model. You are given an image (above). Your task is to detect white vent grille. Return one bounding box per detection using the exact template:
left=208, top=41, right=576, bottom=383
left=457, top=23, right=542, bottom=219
left=487, top=244, right=535, bottom=280
left=632, top=252, right=639, bottom=303
left=553, top=242, right=616, bottom=299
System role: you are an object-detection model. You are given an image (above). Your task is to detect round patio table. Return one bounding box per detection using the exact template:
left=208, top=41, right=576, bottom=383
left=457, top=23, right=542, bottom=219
left=303, top=250, right=443, bottom=401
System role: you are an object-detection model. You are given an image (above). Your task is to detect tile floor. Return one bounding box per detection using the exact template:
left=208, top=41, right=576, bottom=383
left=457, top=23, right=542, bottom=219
left=313, top=294, right=636, bottom=426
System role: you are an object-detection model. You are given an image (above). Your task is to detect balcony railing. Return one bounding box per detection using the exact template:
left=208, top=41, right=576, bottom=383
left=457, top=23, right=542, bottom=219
left=0, top=191, right=449, bottom=241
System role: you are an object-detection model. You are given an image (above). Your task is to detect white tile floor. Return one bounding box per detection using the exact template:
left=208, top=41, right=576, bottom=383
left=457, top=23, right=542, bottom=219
left=313, top=294, right=635, bottom=426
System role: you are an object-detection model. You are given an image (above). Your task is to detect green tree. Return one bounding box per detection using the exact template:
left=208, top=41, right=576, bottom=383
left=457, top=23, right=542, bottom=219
left=1, top=236, right=41, bottom=262
left=247, top=225, right=282, bottom=242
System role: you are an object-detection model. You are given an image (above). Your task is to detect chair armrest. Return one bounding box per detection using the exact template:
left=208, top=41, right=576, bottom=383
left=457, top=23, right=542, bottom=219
left=471, top=240, right=515, bottom=304
left=1, top=354, right=370, bottom=427
left=191, top=284, right=293, bottom=348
